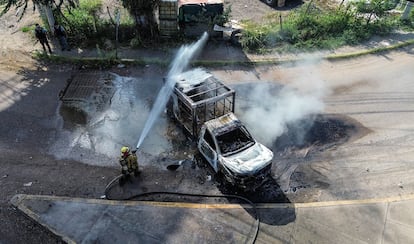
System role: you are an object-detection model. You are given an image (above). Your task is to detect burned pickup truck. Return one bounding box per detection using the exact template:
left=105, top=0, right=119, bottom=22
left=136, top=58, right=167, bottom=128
left=198, top=113, right=274, bottom=190
left=169, top=69, right=273, bottom=190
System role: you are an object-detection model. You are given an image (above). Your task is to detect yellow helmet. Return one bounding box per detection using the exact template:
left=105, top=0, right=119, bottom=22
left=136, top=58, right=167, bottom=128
left=121, top=146, right=130, bottom=154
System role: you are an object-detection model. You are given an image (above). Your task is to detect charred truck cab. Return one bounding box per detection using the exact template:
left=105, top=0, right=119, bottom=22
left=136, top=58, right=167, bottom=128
left=198, top=113, right=273, bottom=190
left=169, top=69, right=274, bottom=190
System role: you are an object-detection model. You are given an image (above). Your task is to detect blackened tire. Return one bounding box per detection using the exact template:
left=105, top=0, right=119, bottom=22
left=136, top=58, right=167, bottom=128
left=264, top=0, right=276, bottom=6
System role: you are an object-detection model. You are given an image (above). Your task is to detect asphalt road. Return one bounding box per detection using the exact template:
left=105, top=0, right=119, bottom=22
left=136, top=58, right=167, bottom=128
left=2, top=0, right=413, bottom=242
left=212, top=48, right=414, bottom=202
left=1, top=47, right=414, bottom=242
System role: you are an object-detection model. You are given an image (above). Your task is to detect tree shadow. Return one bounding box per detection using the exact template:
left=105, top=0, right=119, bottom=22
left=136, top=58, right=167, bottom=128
left=197, top=38, right=252, bottom=65
left=0, top=60, right=75, bottom=152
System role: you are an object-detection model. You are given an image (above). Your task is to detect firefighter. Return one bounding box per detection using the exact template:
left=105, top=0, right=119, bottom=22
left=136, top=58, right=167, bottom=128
left=119, top=146, right=140, bottom=186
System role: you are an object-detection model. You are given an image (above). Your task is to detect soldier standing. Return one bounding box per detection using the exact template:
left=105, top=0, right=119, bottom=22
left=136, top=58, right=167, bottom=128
left=53, top=22, right=70, bottom=51
left=34, top=23, right=52, bottom=54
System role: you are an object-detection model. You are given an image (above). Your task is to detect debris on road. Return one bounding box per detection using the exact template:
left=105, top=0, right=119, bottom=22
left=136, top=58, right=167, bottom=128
left=23, top=182, right=33, bottom=187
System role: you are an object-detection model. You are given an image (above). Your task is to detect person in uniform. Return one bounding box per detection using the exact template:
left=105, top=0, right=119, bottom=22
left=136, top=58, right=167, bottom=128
left=119, top=146, right=139, bottom=185
left=34, top=23, right=52, bottom=54
left=53, top=22, right=70, bottom=51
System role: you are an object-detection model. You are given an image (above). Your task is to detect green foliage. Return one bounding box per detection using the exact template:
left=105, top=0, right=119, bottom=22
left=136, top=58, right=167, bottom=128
left=53, top=0, right=135, bottom=48
left=21, top=25, right=33, bottom=32
left=398, top=3, right=414, bottom=30
left=239, top=20, right=269, bottom=51
left=213, top=6, right=231, bottom=26
left=78, top=0, right=101, bottom=15
left=240, top=1, right=399, bottom=52
left=129, top=37, right=142, bottom=48
left=120, top=0, right=159, bottom=36
left=1, top=0, right=77, bottom=19
left=121, top=0, right=158, bottom=12
left=62, top=3, right=98, bottom=41
left=410, top=4, right=414, bottom=21
left=354, top=0, right=397, bottom=14
left=96, top=43, right=116, bottom=60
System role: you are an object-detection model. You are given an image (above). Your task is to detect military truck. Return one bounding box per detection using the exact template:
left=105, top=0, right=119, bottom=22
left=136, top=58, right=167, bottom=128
left=169, top=69, right=274, bottom=190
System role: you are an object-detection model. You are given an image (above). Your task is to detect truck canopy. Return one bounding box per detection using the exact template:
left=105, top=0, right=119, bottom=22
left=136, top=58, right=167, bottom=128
left=171, top=68, right=235, bottom=138
left=175, top=69, right=234, bottom=105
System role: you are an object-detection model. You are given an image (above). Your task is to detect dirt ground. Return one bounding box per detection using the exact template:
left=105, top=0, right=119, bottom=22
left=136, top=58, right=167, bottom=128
left=1, top=1, right=414, bottom=243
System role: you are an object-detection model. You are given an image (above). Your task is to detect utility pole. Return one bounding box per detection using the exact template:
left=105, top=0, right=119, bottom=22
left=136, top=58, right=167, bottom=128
left=279, top=14, right=283, bottom=31
left=115, top=11, right=121, bottom=59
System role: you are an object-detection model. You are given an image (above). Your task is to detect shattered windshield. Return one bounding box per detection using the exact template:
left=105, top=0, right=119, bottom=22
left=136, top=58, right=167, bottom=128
left=216, top=126, right=255, bottom=156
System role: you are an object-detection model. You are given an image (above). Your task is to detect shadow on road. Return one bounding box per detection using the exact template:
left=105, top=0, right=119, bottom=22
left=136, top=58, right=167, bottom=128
left=215, top=175, right=296, bottom=226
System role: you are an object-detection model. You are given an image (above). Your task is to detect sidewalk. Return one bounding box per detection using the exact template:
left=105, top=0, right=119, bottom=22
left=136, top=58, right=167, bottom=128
left=51, top=31, right=414, bottom=65
left=11, top=194, right=414, bottom=243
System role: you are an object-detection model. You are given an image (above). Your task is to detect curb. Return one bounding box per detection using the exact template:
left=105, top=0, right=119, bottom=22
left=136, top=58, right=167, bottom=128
left=12, top=193, right=414, bottom=210
left=11, top=193, right=414, bottom=243
left=10, top=194, right=76, bottom=244
left=38, top=39, right=414, bottom=67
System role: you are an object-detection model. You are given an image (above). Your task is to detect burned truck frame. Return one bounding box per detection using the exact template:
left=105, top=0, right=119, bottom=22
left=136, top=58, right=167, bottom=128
left=169, top=70, right=274, bottom=191
left=170, top=70, right=235, bottom=139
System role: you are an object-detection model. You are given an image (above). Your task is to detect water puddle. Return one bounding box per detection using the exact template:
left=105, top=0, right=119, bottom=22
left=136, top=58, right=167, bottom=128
left=50, top=33, right=209, bottom=167
left=50, top=73, right=176, bottom=167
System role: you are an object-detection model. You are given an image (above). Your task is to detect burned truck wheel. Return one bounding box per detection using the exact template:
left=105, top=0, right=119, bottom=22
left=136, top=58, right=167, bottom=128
left=194, top=152, right=221, bottom=181
left=194, top=153, right=214, bottom=172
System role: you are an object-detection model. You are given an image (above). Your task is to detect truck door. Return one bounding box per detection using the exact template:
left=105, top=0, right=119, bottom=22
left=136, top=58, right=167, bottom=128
left=198, top=129, right=218, bottom=172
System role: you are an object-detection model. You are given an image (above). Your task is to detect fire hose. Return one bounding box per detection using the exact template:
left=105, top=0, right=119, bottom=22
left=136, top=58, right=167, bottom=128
left=104, top=175, right=260, bottom=244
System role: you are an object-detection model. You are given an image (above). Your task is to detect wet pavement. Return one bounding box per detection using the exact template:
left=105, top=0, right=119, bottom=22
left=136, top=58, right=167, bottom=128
left=12, top=193, right=414, bottom=244
left=3, top=26, right=414, bottom=243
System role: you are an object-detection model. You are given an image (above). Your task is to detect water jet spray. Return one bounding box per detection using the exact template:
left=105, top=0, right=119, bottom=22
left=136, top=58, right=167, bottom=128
left=135, top=32, right=208, bottom=149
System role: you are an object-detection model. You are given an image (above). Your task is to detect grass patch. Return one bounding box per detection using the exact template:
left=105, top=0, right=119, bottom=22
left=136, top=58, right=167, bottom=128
left=240, top=0, right=403, bottom=53
left=52, top=0, right=136, bottom=48
left=21, top=26, right=34, bottom=33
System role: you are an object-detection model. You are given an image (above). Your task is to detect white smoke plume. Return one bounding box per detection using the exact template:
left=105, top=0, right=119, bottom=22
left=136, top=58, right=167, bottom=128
left=239, top=61, right=327, bottom=146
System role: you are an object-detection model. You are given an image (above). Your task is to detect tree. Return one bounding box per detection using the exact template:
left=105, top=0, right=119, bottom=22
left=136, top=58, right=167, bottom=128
left=1, top=0, right=77, bottom=19
left=120, top=0, right=159, bottom=37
